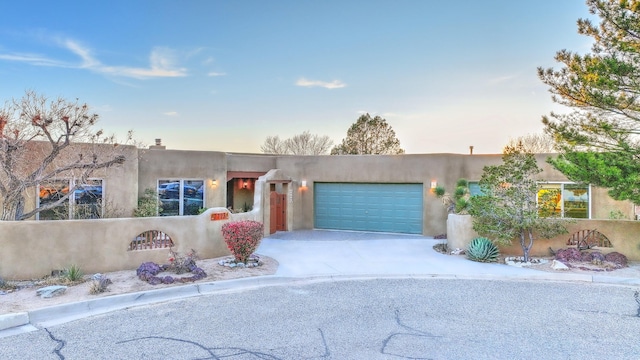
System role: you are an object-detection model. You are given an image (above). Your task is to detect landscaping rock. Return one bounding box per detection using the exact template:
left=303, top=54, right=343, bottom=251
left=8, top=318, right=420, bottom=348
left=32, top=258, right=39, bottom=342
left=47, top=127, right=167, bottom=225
left=36, top=285, right=68, bottom=298
left=450, top=248, right=465, bottom=255
left=504, top=257, right=549, bottom=267
left=551, top=260, right=569, bottom=270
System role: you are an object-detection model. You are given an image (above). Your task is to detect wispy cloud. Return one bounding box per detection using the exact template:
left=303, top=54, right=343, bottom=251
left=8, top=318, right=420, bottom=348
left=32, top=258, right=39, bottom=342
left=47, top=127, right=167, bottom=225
left=296, top=77, right=346, bottom=89
left=207, top=71, right=226, bottom=77
left=0, top=37, right=188, bottom=79
left=488, top=74, right=517, bottom=84
left=0, top=52, right=70, bottom=67
left=163, top=111, right=179, bottom=117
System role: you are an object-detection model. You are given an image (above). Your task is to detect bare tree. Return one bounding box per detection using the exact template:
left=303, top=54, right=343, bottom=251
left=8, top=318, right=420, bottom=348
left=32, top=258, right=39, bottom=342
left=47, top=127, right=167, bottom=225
left=284, top=131, right=334, bottom=155
left=503, top=132, right=557, bottom=154
left=260, top=135, right=287, bottom=154
left=261, top=131, right=334, bottom=155
left=0, top=91, right=132, bottom=220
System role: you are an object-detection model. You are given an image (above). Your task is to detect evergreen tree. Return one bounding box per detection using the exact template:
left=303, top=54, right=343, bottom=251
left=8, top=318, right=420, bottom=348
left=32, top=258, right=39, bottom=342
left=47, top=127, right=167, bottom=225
left=468, top=143, right=567, bottom=262
left=331, top=114, right=404, bottom=155
left=539, top=0, right=640, bottom=204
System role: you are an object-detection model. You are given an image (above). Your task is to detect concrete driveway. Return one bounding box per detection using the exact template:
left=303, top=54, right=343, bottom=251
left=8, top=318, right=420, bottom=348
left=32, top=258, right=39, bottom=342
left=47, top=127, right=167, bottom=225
left=257, top=230, right=605, bottom=282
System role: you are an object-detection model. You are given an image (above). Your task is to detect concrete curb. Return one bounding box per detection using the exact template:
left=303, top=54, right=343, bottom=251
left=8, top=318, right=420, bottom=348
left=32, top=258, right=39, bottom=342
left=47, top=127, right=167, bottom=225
left=1, top=272, right=639, bottom=336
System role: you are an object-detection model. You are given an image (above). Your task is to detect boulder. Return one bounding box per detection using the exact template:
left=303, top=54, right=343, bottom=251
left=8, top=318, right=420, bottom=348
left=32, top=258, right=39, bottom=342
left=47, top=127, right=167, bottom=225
left=36, top=285, right=68, bottom=298
left=551, top=260, right=569, bottom=271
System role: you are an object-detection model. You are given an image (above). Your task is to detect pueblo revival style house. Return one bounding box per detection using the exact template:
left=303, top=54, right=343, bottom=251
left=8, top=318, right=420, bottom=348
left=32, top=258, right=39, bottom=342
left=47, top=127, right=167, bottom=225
left=23, top=141, right=635, bottom=236
left=3, top=141, right=640, bottom=279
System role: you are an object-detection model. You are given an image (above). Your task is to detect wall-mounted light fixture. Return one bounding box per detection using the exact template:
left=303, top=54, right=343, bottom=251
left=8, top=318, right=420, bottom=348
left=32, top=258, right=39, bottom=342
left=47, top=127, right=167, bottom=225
left=301, top=180, right=307, bottom=187
left=243, top=180, right=248, bottom=189
left=430, top=180, right=437, bottom=189
left=211, top=179, right=218, bottom=187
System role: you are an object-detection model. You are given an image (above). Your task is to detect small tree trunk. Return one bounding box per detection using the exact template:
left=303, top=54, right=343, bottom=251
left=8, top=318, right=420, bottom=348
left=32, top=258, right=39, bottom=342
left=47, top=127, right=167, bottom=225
left=1, top=195, right=25, bottom=221
left=519, top=229, right=535, bottom=262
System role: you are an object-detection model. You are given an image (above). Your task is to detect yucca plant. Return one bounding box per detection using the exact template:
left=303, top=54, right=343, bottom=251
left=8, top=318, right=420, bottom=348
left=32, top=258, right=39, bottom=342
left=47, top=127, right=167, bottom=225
left=63, top=264, right=84, bottom=282
left=466, top=237, right=500, bottom=263
left=435, top=178, right=471, bottom=214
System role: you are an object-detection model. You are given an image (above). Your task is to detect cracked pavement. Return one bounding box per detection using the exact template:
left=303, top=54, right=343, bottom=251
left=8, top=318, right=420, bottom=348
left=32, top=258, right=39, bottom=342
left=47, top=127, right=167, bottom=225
left=1, top=278, right=639, bottom=359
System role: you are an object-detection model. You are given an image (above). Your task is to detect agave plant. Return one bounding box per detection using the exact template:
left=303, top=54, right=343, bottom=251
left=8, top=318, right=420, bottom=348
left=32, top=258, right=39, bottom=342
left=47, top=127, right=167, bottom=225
left=466, top=237, right=500, bottom=263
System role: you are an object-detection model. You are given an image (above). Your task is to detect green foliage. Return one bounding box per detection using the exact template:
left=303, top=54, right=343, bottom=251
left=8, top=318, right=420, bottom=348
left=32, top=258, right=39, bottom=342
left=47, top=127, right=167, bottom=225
left=331, top=113, right=405, bottom=155
left=468, top=144, right=568, bottom=262
left=63, top=264, right=84, bottom=282
left=538, top=0, right=640, bottom=204
left=466, top=237, right=500, bottom=263
left=608, top=209, right=627, bottom=220
left=436, top=178, right=471, bottom=214
left=548, top=151, right=640, bottom=205
left=456, top=178, right=468, bottom=188
left=134, top=188, right=162, bottom=217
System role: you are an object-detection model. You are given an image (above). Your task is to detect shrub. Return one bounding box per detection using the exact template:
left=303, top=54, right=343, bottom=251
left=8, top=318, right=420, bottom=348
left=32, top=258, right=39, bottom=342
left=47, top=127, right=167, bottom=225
left=136, top=261, right=163, bottom=282
left=134, top=188, right=163, bottom=217
left=167, top=248, right=199, bottom=274
left=0, top=276, right=15, bottom=291
left=604, top=252, right=628, bottom=267
left=555, top=248, right=582, bottom=263
left=63, top=264, right=84, bottom=282
left=221, top=220, right=264, bottom=263
left=466, top=237, right=500, bottom=263
left=135, top=250, right=207, bottom=285
left=89, top=276, right=112, bottom=295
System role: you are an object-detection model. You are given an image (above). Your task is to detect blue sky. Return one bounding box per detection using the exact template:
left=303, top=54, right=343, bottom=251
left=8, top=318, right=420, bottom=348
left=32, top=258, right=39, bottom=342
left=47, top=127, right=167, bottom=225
left=0, top=1, right=593, bottom=154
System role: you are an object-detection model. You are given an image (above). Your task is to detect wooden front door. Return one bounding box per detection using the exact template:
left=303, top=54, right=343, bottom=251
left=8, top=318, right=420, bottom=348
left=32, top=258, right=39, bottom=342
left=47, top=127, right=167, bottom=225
left=269, top=191, right=287, bottom=234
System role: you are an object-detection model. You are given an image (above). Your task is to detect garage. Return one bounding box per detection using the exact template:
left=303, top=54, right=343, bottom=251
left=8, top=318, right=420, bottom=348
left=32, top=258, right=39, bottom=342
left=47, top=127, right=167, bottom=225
left=314, top=183, right=423, bottom=234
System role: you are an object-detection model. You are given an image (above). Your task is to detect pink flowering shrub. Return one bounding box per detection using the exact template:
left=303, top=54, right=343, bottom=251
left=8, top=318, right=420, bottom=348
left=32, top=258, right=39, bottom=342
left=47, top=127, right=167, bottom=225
left=221, top=220, right=264, bottom=263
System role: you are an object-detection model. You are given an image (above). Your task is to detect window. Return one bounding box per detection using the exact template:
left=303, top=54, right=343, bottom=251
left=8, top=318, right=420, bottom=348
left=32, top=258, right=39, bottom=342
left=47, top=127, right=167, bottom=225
left=538, top=183, right=590, bottom=219
left=158, top=179, right=204, bottom=216
left=38, top=179, right=103, bottom=220
left=468, top=181, right=482, bottom=196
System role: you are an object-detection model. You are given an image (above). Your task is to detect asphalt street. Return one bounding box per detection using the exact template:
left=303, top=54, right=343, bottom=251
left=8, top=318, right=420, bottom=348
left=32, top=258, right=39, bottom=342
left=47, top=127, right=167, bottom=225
left=1, top=278, right=639, bottom=359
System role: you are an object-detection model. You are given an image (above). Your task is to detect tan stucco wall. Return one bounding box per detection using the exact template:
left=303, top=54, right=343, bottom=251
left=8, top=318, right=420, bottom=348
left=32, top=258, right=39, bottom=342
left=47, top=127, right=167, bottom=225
left=0, top=208, right=261, bottom=280
left=448, top=215, right=640, bottom=261
left=499, top=219, right=640, bottom=260
left=137, top=149, right=228, bottom=213
left=446, top=214, right=478, bottom=250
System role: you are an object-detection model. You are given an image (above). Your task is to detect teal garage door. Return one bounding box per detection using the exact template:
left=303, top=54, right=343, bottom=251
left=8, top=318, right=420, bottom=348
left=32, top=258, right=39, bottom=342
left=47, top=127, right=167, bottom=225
left=314, top=183, right=423, bottom=234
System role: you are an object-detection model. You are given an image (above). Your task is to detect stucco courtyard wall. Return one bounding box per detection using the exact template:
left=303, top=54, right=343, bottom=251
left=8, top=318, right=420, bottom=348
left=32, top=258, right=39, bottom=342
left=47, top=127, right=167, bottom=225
left=447, top=215, right=640, bottom=261
left=0, top=208, right=260, bottom=280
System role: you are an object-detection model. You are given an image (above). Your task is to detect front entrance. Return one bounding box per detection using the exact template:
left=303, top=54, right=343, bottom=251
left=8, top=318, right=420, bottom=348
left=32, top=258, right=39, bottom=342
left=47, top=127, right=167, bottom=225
left=270, top=191, right=287, bottom=234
